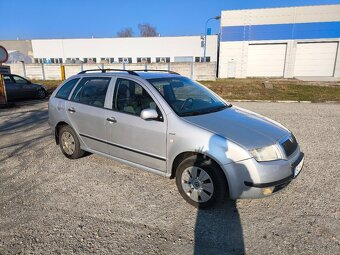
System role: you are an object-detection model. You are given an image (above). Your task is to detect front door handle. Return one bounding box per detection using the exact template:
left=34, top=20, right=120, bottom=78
left=68, top=107, right=76, bottom=113
left=106, top=117, right=117, bottom=123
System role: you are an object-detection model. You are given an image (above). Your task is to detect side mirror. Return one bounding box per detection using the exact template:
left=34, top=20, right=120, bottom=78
left=140, top=108, right=158, bottom=120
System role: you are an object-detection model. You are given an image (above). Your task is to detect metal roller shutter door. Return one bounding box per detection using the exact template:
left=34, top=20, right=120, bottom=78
left=294, top=42, right=338, bottom=77
left=247, top=44, right=287, bottom=77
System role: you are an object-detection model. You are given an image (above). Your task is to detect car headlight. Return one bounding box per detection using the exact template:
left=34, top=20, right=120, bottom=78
left=249, top=145, right=282, bottom=162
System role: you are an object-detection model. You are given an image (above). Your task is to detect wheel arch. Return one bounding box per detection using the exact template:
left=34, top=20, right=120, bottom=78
left=170, top=151, right=230, bottom=196
left=54, top=121, right=69, bottom=145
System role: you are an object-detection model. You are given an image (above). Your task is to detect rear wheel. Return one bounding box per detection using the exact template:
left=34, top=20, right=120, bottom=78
left=59, top=125, right=85, bottom=159
left=175, top=155, right=227, bottom=208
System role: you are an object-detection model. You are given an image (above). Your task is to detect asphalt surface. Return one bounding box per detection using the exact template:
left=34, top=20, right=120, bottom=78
left=0, top=100, right=339, bottom=255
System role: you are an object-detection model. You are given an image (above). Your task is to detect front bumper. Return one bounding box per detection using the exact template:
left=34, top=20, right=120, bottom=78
left=223, top=148, right=304, bottom=199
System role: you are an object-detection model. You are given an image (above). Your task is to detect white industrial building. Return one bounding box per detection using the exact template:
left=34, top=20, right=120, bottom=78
left=31, top=35, right=218, bottom=64
left=3, top=4, right=340, bottom=79
left=219, top=4, right=340, bottom=78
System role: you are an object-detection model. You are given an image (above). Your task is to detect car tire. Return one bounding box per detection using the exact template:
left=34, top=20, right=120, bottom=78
left=175, top=155, right=227, bottom=209
left=59, top=125, right=85, bottom=159
left=37, top=89, right=47, bottom=99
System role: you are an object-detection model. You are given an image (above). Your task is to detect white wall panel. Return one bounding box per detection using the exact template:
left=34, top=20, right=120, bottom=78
left=247, top=44, right=287, bottom=77
left=32, top=36, right=218, bottom=63
left=294, top=42, right=338, bottom=76
left=221, top=5, right=340, bottom=26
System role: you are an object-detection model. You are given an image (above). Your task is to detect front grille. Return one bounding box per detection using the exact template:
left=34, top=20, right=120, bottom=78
left=281, top=135, right=298, bottom=157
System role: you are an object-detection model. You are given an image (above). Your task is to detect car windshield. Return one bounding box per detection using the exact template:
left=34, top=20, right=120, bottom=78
left=147, top=77, right=230, bottom=117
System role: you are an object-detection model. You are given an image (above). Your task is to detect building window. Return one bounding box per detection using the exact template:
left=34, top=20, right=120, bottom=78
left=100, top=57, right=115, bottom=64
left=195, top=57, right=211, bottom=62
left=137, top=57, right=151, bottom=63
left=156, top=57, right=170, bottom=63
left=118, top=57, right=132, bottom=63
left=50, top=58, right=63, bottom=64
left=83, top=58, right=96, bottom=64
left=174, top=56, right=193, bottom=62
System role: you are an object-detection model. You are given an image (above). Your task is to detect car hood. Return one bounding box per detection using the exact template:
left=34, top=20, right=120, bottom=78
left=183, top=106, right=289, bottom=150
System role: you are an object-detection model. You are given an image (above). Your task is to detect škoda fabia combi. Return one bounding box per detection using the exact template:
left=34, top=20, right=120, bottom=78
left=49, top=69, right=304, bottom=208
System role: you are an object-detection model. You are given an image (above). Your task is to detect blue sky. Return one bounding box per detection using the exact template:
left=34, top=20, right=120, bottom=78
left=1, top=0, right=340, bottom=39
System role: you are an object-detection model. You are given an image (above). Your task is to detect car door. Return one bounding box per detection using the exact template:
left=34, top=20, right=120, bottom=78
left=3, top=75, right=20, bottom=100
left=65, top=76, right=114, bottom=154
left=11, top=75, right=35, bottom=98
left=106, top=77, right=167, bottom=172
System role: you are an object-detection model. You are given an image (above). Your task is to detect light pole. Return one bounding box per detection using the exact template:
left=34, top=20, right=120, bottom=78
left=203, top=16, right=220, bottom=62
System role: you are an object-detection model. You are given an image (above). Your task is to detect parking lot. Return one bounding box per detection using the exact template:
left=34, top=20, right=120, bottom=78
left=0, top=100, right=339, bottom=255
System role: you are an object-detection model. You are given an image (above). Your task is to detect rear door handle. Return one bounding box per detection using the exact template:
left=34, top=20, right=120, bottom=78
left=68, top=107, right=76, bottom=113
left=106, top=117, right=117, bottom=123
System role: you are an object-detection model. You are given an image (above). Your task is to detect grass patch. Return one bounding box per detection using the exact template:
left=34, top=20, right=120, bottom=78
left=33, top=78, right=340, bottom=102
left=201, top=79, right=340, bottom=102
left=32, top=80, right=62, bottom=94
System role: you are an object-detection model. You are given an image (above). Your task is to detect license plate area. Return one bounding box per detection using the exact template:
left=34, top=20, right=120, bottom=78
left=292, top=153, right=304, bottom=178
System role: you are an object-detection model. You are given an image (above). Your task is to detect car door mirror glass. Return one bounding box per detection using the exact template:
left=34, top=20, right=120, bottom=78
left=140, top=108, right=158, bottom=120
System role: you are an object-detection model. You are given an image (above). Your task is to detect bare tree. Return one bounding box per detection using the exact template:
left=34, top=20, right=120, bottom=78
left=117, top=27, right=134, bottom=37
left=138, top=23, right=158, bottom=37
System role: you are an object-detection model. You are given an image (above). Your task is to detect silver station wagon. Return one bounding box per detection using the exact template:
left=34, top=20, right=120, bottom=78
left=48, top=69, right=304, bottom=208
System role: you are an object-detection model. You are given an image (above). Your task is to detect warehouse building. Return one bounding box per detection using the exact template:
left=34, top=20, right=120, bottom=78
left=30, top=35, right=218, bottom=64
left=219, top=4, right=340, bottom=78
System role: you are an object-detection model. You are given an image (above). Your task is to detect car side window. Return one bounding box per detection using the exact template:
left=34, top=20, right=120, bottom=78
left=3, top=75, right=12, bottom=84
left=71, top=77, right=110, bottom=108
left=12, top=75, right=28, bottom=84
left=56, top=78, right=80, bottom=100
left=113, top=78, right=158, bottom=116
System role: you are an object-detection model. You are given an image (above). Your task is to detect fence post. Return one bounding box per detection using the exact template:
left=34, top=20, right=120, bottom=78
left=21, top=61, right=27, bottom=78
left=144, top=63, right=147, bottom=70
left=191, top=61, right=194, bottom=79
left=123, top=63, right=126, bottom=70
left=101, top=63, right=104, bottom=69
left=60, top=65, right=66, bottom=81
left=80, top=62, right=83, bottom=71
left=0, top=74, right=7, bottom=105
left=41, top=63, right=46, bottom=80
left=168, top=62, right=171, bottom=71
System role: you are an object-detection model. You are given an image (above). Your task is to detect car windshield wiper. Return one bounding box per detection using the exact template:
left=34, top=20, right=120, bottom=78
left=180, top=111, right=205, bottom=117
left=208, top=104, right=231, bottom=113
left=180, top=104, right=231, bottom=117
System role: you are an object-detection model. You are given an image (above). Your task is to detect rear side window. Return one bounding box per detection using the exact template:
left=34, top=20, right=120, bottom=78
left=56, top=78, right=80, bottom=99
left=71, top=77, right=111, bottom=108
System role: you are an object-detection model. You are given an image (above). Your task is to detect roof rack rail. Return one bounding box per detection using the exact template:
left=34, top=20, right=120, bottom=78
left=78, top=69, right=138, bottom=76
left=131, top=69, right=180, bottom=75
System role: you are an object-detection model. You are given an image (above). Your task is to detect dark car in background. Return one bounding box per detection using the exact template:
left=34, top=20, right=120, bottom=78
left=3, top=74, right=47, bottom=101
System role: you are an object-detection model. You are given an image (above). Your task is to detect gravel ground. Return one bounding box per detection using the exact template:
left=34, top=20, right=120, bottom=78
left=0, top=100, right=339, bottom=255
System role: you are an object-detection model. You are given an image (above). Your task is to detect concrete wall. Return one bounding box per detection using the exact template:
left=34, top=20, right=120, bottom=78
left=219, top=5, right=340, bottom=78
left=8, top=62, right=217, bottom=81
left=31, top=35, right=218, bottom=63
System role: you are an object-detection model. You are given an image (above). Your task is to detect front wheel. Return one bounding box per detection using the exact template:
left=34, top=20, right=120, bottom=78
left=37, top=89, right=47, bottom=99
left=175, top=156, right=227, bottom=208
left=59, top=125, right=85, bottom=159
